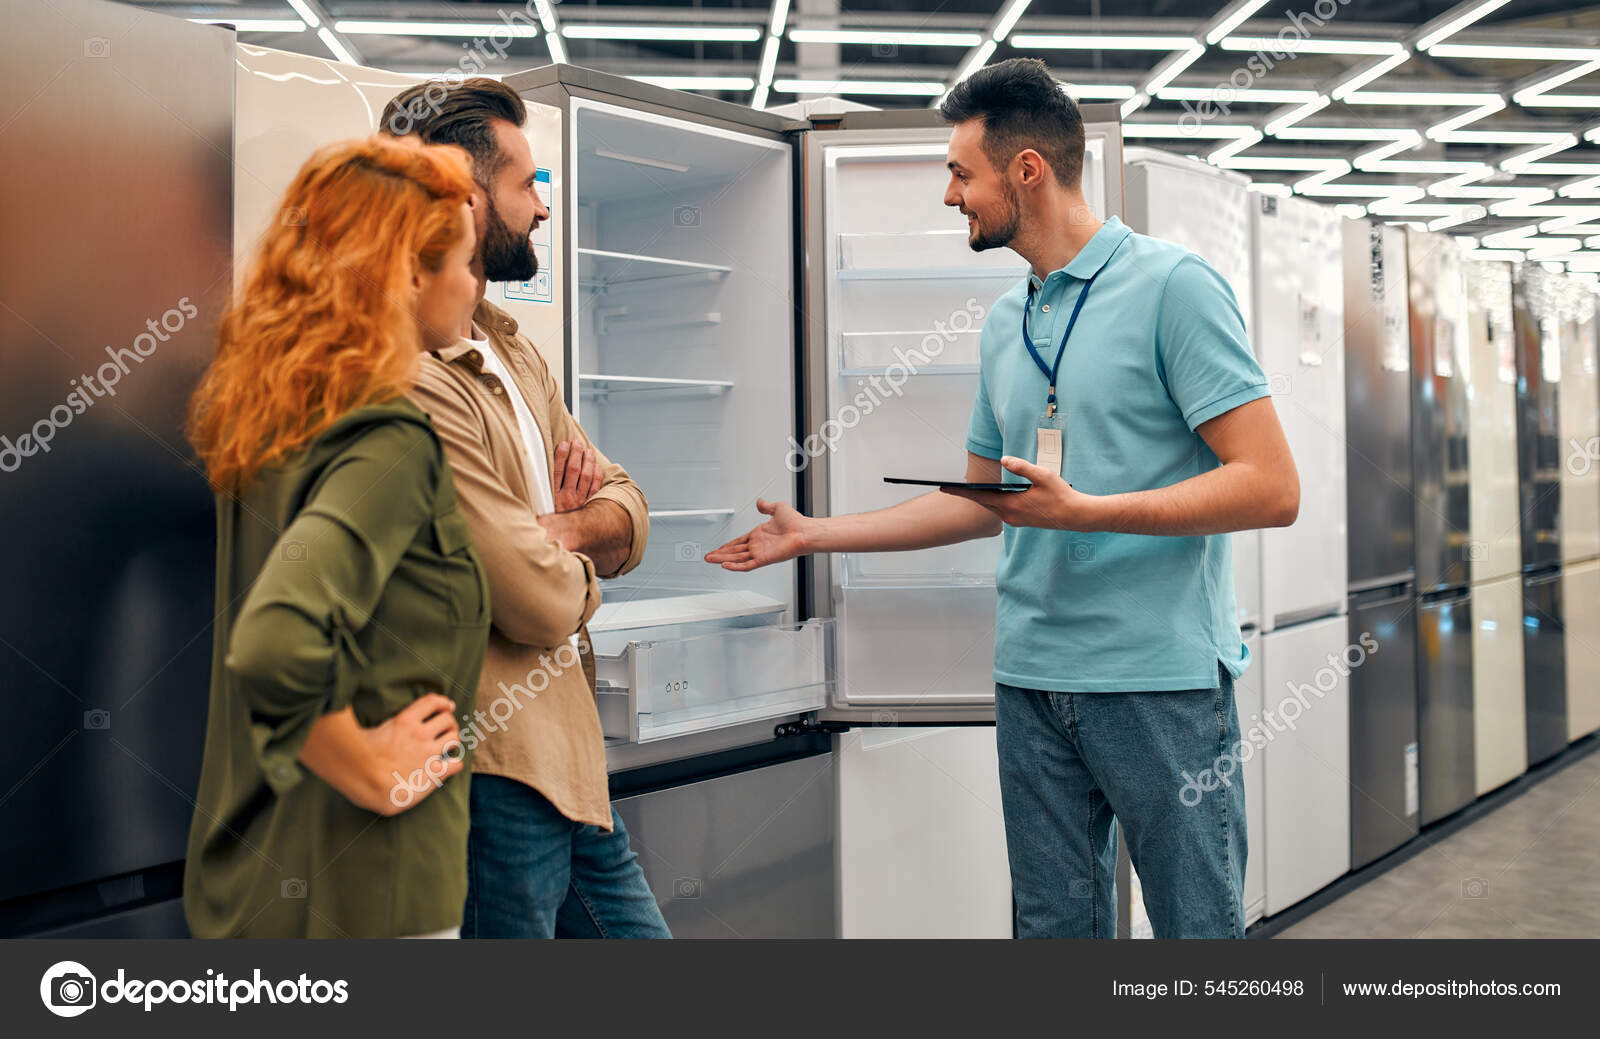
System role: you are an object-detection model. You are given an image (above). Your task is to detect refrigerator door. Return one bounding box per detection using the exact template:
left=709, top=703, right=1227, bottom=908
left=1252, top=196, right=1348, bottom=630
left=1261, top=616, right=1352, bottom=916
left=1472, top=574, right=1528, bottom=795
left=1557, top=279, right=1600, bottom=564
left=1342, top=221, right=1415, bottom=590
left=1513, top=263, right=1564, bottom=571
left=1563, top=560, right=1600, bottom=740
left=1465, top=261, right=1524, bottom=584
left=553, top=95, right=818, bottom=741
left=1124, top=148, right=1260, bottom=628
left=835, top=727, right=1010, bottom=937
left=1523, top=568, right=1568, bottom=764
left=1347, top=590, right=1419, bottom=869
left=1239, top=631, right=1266, bottom=926
left=1407, top=230, right=1474, bottom=593
left=807, top=113, right=1123, bottom=720
left=1416, top=590, right=1476, bottom=825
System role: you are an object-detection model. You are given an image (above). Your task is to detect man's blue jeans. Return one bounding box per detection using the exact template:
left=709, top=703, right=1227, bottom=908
left=462, top=774, right=671, bottom=939
left=995, top=666, right=1247, bottom=938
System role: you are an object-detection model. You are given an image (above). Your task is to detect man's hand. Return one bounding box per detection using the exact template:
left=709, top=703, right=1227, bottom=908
left=940, top=456, right=1106, bottom=531
left=704, top=498, right=818, bottom=571
left=549, top=440, right=602, bottom=513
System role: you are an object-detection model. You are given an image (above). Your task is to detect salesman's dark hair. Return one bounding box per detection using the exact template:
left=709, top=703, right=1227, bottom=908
left=938, top=58, right=1084, bottom=188
left=380, top=78, right=526, bottom=185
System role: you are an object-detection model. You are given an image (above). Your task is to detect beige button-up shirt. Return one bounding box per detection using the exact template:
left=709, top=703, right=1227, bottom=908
left=409, top=298, right=649, bottom=829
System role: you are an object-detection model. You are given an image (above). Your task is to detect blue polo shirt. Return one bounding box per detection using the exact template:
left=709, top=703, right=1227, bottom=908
left=966, top=216, right=1267, bottom=692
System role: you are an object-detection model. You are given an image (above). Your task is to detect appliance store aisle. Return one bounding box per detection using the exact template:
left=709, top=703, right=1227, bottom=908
left=1274, top=745, right=1600, bottom=939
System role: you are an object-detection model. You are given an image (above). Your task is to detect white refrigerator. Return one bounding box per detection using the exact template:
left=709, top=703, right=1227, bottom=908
left=1250, top=194, right=1352, bottom=917
left=1556, top=277, right=1600, bottom=742
left=1463, top=260, right=1527, bottom=795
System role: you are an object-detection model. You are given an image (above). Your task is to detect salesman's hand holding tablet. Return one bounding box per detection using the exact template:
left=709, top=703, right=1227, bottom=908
left=937, top=454, right=1109, bottom=532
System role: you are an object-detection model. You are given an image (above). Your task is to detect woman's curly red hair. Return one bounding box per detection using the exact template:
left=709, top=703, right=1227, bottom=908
left=189, top=135, right=474, bottom=492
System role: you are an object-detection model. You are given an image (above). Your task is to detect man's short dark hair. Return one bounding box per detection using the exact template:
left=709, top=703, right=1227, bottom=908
left=380, top=78, right=526, bottom=185
left=938, top=58, right=1085, bottom=188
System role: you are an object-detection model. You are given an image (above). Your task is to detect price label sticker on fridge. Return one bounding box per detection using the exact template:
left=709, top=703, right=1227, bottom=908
left=1036, top=414, right=1065, bottom=477
left=1404, top=742, right=1419, bottom=817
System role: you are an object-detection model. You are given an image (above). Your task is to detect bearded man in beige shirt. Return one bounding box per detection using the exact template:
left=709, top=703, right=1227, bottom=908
left=384, top=79, right=670, bottom=938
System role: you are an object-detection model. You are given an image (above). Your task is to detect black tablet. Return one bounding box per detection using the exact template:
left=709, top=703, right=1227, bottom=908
left=884, top=477, right=1028, bottom=492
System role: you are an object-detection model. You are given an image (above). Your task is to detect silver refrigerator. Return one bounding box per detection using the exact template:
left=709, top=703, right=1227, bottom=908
left=1342, top=219, right=1419, bottom=867
left=1511, top=262, right=1569, bottom=767
left=1406, top=229, right=1477, bottom=826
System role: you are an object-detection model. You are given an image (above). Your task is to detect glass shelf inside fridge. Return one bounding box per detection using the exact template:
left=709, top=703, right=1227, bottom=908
left=570, top=97, right=799, bottom=730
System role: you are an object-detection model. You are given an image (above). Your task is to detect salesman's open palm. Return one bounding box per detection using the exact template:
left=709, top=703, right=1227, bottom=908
left=705, top=498, right=812, bottom=572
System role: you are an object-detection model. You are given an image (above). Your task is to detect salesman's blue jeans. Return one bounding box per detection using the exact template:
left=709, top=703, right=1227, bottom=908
left=462, top=774, right=671, bottom=939
left=995, top=666, right=1247, bottom=939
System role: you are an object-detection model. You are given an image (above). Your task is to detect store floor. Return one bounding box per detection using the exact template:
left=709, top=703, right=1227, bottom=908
left=1275, top=746, right=1600, bottom=938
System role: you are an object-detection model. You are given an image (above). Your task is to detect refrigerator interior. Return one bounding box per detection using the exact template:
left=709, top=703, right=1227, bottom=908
left=1123, top=148, right=1259, bottom=630
left=1260, top=615, right=1352, bottom=916
left=834, top=726, right=1010, bottom=937
left=1415, top=589, right=1476, bottom=825
left=1522, top=569, right=1569, bottom=765
left=1342, top=220, right=1415, bottom=590
left=1562, top=560, right=1600, bottom=741
left=1407, top=229, right=1473, bottom=593
left=811, top=124, right=1114, bottom=712
left=1347, top=590, right=1420, bottom=868
left=1251, top=195, right=1348, bottom=630
left=1557, top=277, right=1600, bottom=564
left=1471, top=574, right=1528, bottom=794
left=558, top=97, right=828, bottom=742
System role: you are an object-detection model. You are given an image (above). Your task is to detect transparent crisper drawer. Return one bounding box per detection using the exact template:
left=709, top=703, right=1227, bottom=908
left=839, top=229, right=1027, bottom=275
left=594, top=618, right=834, bottom=743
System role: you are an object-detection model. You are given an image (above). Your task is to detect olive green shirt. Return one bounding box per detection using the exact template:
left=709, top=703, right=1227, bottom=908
left=183, top=398, right=489, bottom=938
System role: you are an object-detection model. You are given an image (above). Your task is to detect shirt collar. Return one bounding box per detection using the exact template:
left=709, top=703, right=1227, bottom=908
left=1027, top=215, right=1132, bottom=291
left=432, top=297, right=519, bottom=364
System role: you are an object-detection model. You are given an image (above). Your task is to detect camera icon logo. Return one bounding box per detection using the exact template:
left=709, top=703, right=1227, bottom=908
left=1068, top=877, right=1093, bottom=899
left=1069, top=541, right=1095, bottom=562
left=83, top=37, right=110, bottom=59
left=673, top=877, right=701, bottom=900
left=1464, top=541, right=1487, bottom=562
left=281, top=877, right=308, bottom=899
left=83, top=709, right=110, bottom=731
left=674, top=541, right=702, bottom=562
left=1268, top=373, right=1292, bottom=396
left=870, top=40, right=898, bottom=58
left=1462, top=876, right=1489, bottom=899
left=673, top=205, right=700, bottom=228
left=871, top=709, right=899, bottom=727
left=40, top=961, right=97, bottom=1017
left=281, top=539, right=308, bottom=561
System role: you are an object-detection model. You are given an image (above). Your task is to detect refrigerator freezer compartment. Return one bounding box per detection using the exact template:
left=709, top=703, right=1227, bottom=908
left=594, top=618, right=834, bottom=743
left=839, top=329, right=982, bottom=375
left=838, top=229, right=1025, bottom=274
left=577, top=247, right=731, bottom=289
left=830, top=584, right=998, bottom=709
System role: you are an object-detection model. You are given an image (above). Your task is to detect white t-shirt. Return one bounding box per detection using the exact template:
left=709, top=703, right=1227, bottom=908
left=466, top=324, right=556, bottom=515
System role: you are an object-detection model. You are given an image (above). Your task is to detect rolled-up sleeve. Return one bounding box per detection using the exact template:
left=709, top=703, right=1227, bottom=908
left=224, top=421, right=439, bottom=796
left=410, top=359, right=603, bottom=647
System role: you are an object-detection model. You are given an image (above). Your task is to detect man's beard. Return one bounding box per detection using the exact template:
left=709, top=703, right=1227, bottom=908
left=969, top=182, right=1021, bottom=252
left=481, top=192, right=537, bottom=282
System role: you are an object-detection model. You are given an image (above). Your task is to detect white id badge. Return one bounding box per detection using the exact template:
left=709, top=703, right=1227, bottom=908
left=1036, top=411, right=1066, bottom=477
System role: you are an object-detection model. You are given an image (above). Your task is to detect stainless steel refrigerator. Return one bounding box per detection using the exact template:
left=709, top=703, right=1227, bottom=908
left=1512, top=262, right=1569, bottom=766
left=1555, top=277, right=1600, bottom=743
left=1342, top=219, right=1419, bottom=867
left=0, top=0, right=233, bottom=936
left=1406, top=229, right=1476, bottom=826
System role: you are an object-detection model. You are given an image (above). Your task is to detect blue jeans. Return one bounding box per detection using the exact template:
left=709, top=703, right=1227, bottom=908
left=462, top=774, right=671, bottom=939
left=995, top=667, right=1246, bottom=939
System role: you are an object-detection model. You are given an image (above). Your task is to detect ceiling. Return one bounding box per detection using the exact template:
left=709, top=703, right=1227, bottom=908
left=134, top=1, right=1600, bottom=271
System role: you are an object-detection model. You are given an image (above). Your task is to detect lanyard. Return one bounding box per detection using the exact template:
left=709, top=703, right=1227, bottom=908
left=1021, top=238, right=1122, bottom=417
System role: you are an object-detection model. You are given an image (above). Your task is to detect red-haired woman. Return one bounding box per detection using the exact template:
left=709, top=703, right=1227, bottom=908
left=184, top=136, right=489, bottom=938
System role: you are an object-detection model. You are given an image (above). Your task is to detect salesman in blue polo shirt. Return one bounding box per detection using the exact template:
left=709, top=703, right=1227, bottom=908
left=706, top=57, right=1299, bottom=938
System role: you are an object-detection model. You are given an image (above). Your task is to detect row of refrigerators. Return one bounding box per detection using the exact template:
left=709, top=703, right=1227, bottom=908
left=8, top=4, right=1598, bottom=935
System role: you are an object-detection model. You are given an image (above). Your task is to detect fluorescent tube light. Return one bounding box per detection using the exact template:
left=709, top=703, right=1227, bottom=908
left=563, top=26, right=762, bottom=42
